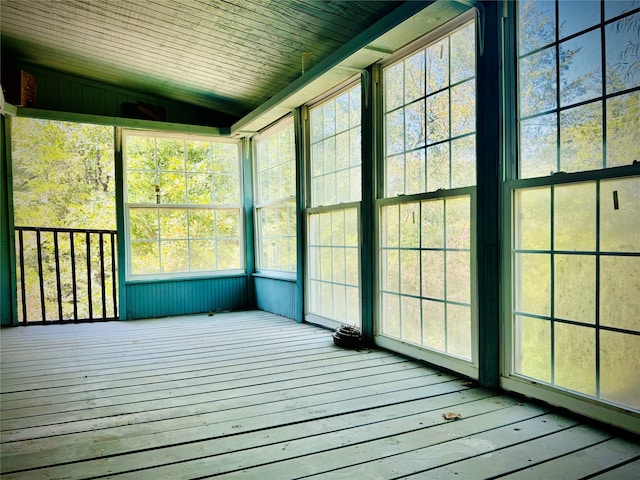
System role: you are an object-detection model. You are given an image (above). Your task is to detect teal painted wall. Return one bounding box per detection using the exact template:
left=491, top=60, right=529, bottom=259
left=125, top=276, right=250, bottom=320
left=254, top=276, right=298, bottom=321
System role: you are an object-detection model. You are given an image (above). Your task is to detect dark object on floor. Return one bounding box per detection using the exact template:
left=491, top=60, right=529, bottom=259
left=333, top=324, right=363, bottom=348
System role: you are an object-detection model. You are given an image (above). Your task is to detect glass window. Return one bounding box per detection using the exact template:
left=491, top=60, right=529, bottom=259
left=513, top=1, right=640, bottom=413
left=124, top=132, right=243, bottom=277
left=379, top=17, right=477, bottom=365
left=254, top=119, right=297, bottom=273
left=307, top=85, right=362, bottom=326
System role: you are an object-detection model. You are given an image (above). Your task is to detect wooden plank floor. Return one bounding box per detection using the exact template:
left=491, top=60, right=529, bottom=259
left=1, top=310, right=639, bottom=479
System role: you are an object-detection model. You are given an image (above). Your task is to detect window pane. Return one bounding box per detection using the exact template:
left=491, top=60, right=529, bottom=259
left=446, top=251, right=470, bottom=303
left=127, top=171, right=156, bottom=203
left=190, top=240, right=215, bottom=271
left=427, top=38, right=449, bottom=94
left=401, top=296, right=422, bottom=344
left=558, top=0, right=600, bottom=39
left=406, top=150, right=425, bottom=195
left=515, top=253, right=551, bottom=316
left=519, top=0, right=555, bottom=56
left=405, top=50, right=425, bottom=103
left=554, top=182, right=596, bottom=251
left=189, top=210, right=215, bottom=238
left=451, top=135, right=475, bottom=189
left=422, top=300, right=445, bottom=351
left=156, top=139, right=184, bottom=171
left=519, top=113, right=557, bottom=178
left=515, top=315, right=551, bottom=382
left=427, top=142, right=450, bottom=191
left=127, top=136, right=155, bottom=170
left=515, top=187, right=551, bottom=251
left=129, top=209, right=158, bottom=241
left=186, top=140, right=212, bottom=172
left=160, top=240, right=188, bottom=272
left=554, top=323, right=596, bottom=396
left=519, top=47, right=557, bottom=118
left=600, top=177, right=640, bottom=252
left=600, top=256, right=640, bottom=331
left=451, top=80, right=475, bottom=137
left=560, top=30, right=602, bottom=106
left=131, top=242, right=160, bottom=274
left=159, top=209, right=187, bottom=239
left=385, top=63, right=404, bottom=111
left=405, top=100, right=425, bottom=150
left=421, top=199, right=444, bottom=248
left=422, top=250, right=445, bottom=299
left=600, top=331, right=640, bottom=409
left=605, top=0, right=640, bottom=20
left=400, top=250, right=420, bottom=296
left=447, top=304, right=471, bottom=359
left=606, top=92, right=640, bottom=167
left=426, top=91, right=449, bottom=144
left=605, top=12, right=640, bottom=93
left=450, top=23, right=475, bottom=83
left=554, top=254, right=596, bottom=324
left=187, top=173, right=213, bottom=204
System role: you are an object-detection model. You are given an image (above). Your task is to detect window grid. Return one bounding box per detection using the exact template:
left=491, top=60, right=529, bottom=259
left=254, top=120, right=297, bottom=273
left=380, top=194, right=473, bottom=359
left=383, top=20, right=477, bottom=198
left=379, top=17, right=477, bottom=365
left=513, top=0, right=640, bottom=413
left=125, top=132, right=242, bottom=277
left=517, top=1, right=640, bottom=178
left=306, top=83, right=362, bottom=326
left=513, top=177, right=640, bottom=408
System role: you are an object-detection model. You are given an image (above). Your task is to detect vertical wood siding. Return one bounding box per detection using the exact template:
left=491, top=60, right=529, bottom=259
left=126, top=276, right=250, bottom=320
left=6, top=64, right=234, bottom=126
left=255, top=276, right=298, bottom=321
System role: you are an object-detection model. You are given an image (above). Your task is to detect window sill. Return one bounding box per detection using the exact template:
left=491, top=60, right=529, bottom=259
left=253, top=271, right=297, bottom=283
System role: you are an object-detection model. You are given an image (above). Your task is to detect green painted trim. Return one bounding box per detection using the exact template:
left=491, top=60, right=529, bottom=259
left=1, top=116, right=18, bottom=325
left=114, top=127, right=127, bottom=319
left=360, top=68, right=375, bottom=341
left=16, top=108, right=228, bottom=136
left=242, top=137, right=256, bottom=308
left=475, top=0, right=501, bottom=388
left=231, top=1, right=435, bottom=134
left=2, top=103, right=18, bottom=116
left=294, top=107, right=305, bottom=323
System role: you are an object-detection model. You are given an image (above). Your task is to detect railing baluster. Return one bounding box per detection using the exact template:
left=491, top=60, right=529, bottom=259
left=111, top=232, right=118, bottom=319
left=36, top=229, right=46, bottom=322
left=70, top=231, right=78, bottom=321
left=54, top=231, right=63, bottom=321
left=99, top=232, right=106, bottom=318
left=15, top=226, right=117, bottom=323
left=18, top=229, right=27, bottom=324
left=86, top=232, right=93, bottom=321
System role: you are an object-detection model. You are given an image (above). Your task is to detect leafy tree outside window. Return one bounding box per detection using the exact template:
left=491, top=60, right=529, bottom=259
left=124, top=131, right=243, bottom=277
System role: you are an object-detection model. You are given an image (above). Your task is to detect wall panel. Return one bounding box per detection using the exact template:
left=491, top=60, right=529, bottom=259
left=255, top=276, right=298, bottom=321
left=126, top=276, right=250, bottom=320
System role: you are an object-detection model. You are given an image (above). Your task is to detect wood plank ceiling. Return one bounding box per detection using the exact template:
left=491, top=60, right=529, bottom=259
left=0, top=0, right=403, bottom=120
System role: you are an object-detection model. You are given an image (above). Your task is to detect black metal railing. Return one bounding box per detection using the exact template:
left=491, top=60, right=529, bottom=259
left=15, top=226, right=118, bottom=323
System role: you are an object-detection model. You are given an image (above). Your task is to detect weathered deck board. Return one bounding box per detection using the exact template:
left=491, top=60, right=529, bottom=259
left=1, top=311, right=639, bottom=479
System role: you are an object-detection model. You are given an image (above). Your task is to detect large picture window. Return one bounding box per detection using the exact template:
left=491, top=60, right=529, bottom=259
left=378, top=14, right=477, bottom=375
left=254, top=118, right=296, bottom=273
left=306, top=84, right=362, bottom=327
left=124, top=131, right=243, bottom=277
left=509, top=0, right=640, bottom=414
